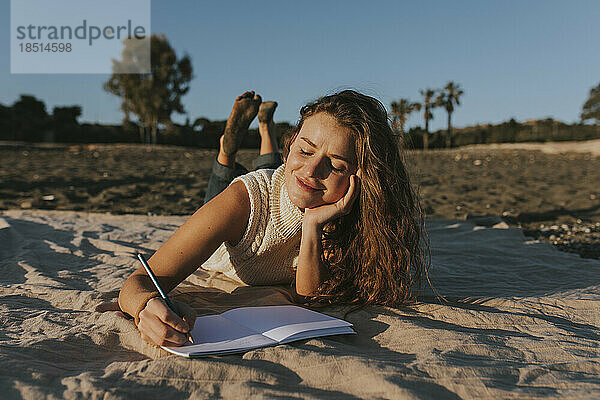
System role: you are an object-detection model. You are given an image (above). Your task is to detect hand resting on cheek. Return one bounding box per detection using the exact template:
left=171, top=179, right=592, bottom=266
left=303, top=170, right=361, bottom=229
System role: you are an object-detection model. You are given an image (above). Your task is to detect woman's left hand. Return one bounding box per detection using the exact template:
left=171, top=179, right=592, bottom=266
left=303, top=172, right=361, bottom=229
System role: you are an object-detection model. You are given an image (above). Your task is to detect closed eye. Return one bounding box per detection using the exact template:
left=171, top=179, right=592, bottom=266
left=300, top=149, right=346, bottom=173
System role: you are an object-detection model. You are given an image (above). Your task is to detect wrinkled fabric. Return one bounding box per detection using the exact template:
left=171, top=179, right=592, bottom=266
left=1, top=210, right=598, bottom=399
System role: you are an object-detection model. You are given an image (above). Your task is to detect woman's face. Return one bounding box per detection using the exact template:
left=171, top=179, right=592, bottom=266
left=285, top=112, right=359, bottom=211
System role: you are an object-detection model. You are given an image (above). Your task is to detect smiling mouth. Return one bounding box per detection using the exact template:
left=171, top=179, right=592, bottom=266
left=296, top=176, right=322, bottom=192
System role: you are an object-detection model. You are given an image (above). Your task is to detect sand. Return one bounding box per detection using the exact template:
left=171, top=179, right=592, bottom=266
left=1, top=140, right=598, bottom=260
left=1, top=140, right=599, bottom=398
left=458, top=138, right=600, bottom=156
left=0, top=209, right=598, bottom=398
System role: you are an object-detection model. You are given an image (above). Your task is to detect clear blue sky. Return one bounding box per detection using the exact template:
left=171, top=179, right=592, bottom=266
left=2, top=0, right=599, bottom=131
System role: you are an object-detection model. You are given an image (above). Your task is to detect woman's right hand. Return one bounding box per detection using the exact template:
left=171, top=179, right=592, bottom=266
left=303, top=171, right=361, bottom=229
left=137, top=297, right=197, bottom=347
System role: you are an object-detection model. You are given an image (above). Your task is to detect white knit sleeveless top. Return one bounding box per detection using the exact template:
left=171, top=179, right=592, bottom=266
left=198, top=164, right=305, bottom=285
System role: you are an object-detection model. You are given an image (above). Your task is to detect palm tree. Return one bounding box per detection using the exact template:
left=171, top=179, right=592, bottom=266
left=390, top=98, right=421, bottom=135
left=436, top=81, right=464, bottom=148
left=419, top=88, right=438, bottom=150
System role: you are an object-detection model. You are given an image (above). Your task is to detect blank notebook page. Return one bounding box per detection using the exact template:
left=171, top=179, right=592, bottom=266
left=221, top=305, right=352, bottom=342
left=178, top=315, right=276, bottom=354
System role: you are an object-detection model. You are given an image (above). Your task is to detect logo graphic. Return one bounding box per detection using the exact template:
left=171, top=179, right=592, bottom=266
left=11, top=0, right=151, bottom=74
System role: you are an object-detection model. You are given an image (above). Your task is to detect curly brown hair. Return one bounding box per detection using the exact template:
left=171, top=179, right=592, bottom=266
left=282, top=90, right=431, bottom=310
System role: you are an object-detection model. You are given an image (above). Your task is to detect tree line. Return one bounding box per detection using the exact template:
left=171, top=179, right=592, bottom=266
left=405, top=118, right=600, bottom=150
left=390, top=81, right=600, bottom=150
left=2, top=92, right=595, bottom=150
left=0, top=95, right=129, bottom=143
left=0, top=93, right=291, bottom=148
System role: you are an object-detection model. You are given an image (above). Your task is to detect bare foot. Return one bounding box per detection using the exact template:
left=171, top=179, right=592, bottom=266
left=258, top=101, right=280, bottom=155
left=258, top=101, right=278, bottom=124
left=221, top=91, right=262, bottom=156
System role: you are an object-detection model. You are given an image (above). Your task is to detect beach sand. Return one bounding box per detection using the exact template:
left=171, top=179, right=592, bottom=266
left=1, top=139, right=598, bottom=259
left=0, top=209, right=598, bottom=398
left=1, top=140, right=599, bottom=398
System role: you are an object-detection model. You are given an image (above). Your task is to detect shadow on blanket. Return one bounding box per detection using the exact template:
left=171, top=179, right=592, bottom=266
left=2, top=211, right=599, bottom=398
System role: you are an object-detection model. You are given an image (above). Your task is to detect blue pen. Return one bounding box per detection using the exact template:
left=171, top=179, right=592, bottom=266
left=136, top=253, right=194, bottom=344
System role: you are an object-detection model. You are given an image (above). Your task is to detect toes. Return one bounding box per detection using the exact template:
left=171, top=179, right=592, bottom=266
left=260, top=101, right=277, bottom=110
left=237, top=91, right=255, bottom=101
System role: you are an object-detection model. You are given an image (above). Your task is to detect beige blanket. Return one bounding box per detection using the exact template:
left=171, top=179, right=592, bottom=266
left=1, top=210, right=598, bottom=399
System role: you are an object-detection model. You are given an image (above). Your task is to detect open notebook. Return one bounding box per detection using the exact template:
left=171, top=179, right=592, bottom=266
left=162, top=305, right=356, bottom=357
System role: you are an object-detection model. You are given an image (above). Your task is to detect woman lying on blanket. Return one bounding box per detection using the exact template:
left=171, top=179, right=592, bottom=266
left=118, top=89, right=429, bottom=347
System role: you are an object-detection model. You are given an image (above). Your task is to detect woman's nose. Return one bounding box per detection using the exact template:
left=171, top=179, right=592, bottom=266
left=303, top=155, right=328, bottom=178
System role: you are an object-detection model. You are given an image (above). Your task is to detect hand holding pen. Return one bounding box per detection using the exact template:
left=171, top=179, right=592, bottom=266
left=136, top=253, right=196, bottom=346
